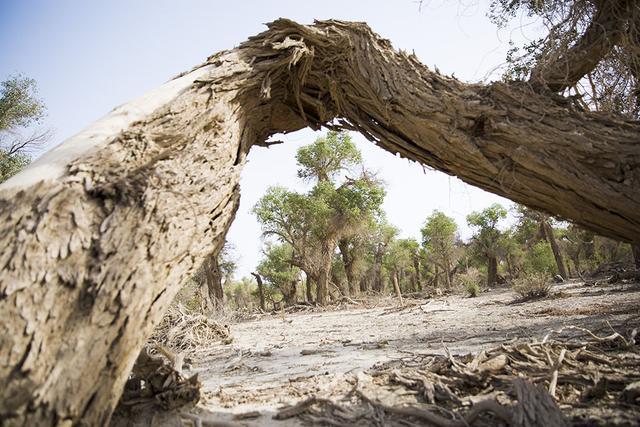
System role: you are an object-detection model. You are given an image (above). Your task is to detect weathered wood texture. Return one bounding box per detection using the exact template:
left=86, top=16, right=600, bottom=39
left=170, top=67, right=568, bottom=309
left=1, top=18, right=639, bottom=425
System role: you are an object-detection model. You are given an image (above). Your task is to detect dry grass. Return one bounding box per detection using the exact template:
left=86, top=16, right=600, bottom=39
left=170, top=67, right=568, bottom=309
left=148, top=304, right=232, bottom=358
left=512, top=272, right=552, bottom=301
left=458, top=267, right=483, bottom=298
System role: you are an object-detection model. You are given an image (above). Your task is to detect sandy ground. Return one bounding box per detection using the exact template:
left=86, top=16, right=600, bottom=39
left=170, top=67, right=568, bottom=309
left=187, top=280, right=640, bottom=425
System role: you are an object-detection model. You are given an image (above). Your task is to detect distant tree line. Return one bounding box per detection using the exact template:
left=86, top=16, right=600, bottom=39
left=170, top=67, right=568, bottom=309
left=189, top=130, right=635, bottom=311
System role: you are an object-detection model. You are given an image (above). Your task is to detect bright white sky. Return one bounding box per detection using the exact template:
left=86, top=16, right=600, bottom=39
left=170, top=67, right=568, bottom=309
left=1, top=0, right=543, bottom=278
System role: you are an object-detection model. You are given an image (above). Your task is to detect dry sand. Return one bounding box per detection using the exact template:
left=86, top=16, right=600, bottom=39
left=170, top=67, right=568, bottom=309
left=187, top=280, right=639, bottom=425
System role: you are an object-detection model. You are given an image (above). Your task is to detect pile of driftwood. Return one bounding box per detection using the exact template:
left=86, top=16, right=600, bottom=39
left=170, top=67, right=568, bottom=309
left=111, top=345, right=202, bottom=426
left=276, top=325, right=639, bottom=426
left=112, top=306, right=233, bottom=425
left=148, top=305, right=233, bottom=357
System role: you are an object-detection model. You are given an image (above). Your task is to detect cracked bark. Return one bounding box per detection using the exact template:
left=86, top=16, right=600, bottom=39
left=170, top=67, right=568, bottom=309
left=0, top=18, right=639, bottom=425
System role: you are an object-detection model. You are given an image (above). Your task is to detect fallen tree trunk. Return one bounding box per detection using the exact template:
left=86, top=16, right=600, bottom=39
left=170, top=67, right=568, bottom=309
left=0, top=18, right=639, bottom=425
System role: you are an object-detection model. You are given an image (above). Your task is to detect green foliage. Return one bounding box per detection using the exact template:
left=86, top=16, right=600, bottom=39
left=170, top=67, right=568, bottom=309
left=224, top=277, right=258, bottom=310
left=218, top=243, right=238, bottom=280
left=421, top=211, right=459, bottom=288
left=488, top=0, right=550, bottom=28
left=467, top=203, right=508, bottom=257
left=254, top=133, right=385, bottom=299
left=522, top=240, right=556, bottom=274
left=257, top=243, right=300, bottom=298
left=421, top=211, right=457, bottom=250
left=0, top=75, right=48, bottom=183
left=295, top=131, right=361, bottom=182
left=0, top=74, right=46, bottom=131
left=0, top=150, right=30, bottom=183
left=384, top=238, right=414, bottom=274
left=421, top=211, right=457, bottom=261
left=465, top=281, right=481, bottom=298
left=467, top=203, right=508, bottom=231
left=253, top=186, right=315, bottom=246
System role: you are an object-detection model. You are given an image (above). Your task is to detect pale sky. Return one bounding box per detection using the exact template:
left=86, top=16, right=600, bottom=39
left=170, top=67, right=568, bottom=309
left=1, top=0, right=542, bottom=278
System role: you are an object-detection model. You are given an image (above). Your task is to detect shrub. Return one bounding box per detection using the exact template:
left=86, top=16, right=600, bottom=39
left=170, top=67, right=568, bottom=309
left=512, top=272, right=551, bottom=300
left=465, top=281, right=481, bottom=297
left=459, top=267, right=482, bottom=297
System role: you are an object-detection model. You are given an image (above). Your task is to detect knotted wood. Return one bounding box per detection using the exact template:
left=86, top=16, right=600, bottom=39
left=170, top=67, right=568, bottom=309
left=1, top=18, right=639, bottom=425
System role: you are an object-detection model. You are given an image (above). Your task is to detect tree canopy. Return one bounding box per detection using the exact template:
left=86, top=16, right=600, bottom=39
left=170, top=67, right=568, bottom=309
left=0, top=74, right=48, bottom=183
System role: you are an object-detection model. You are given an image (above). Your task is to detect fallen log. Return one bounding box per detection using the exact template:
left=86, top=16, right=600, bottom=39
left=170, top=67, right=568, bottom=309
left=1, top=19, right=639, bottom=425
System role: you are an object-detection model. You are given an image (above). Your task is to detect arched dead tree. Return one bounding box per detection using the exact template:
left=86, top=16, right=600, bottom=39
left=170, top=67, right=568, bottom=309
left=0, top=19, right=638, bottom=425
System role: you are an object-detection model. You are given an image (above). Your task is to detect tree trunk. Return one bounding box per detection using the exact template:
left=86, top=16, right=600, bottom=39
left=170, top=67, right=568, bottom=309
left=359, top=272, right=370, bottom=293
left=392, top=270, right=403, bottom=306
left=412, top=256, right=422, bottom=291
left=434, top=265, right=440, bottom=288
left=305, top=275, right=314, bottom=303
left=505, top=255, right=514, bottom=279
left=633, top=244, right=640, bottom=270
left=284, top=279, right=297, bottom=306
left=338, top=238, right=358, bottom=296
left=372, top=244, right=385, bottom=293
left=250, top=272, right=266, bottom=311
left=488, top=256, right=498, bottom=287
left=572, top=252, right=583, bottom=277
left=316, top=239, right=335, bottom=305
left=443, top=261, right=452, bottom=289
left=204, top=253, right=224, bottom=306
left=1, top=18, right=639, bottom=424
left=541, top=219, right=569, bottom=279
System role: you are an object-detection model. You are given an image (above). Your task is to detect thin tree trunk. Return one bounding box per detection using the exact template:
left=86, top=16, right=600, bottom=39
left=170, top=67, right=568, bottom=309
left=1, top=18, right=639, bottom=424
left=488, top=256, right=498, bottom=287
left=392, top=270, right=403, bottom=307
left=541, top=219, right=569, bottom=279
left=250, top=272, right=266, bottom=311
left=372, top=244, right=385, bottom=293
left=633, top=244, right=640, bottom=270
left=413, top=256, right=422, bottom=291
left=359, top=272, right=370, bottom=293
left=506, top=255, right=514, bottom=279
left=573, top=252, right=582, bottom=277
left=434, top=265, right=440, bottom=288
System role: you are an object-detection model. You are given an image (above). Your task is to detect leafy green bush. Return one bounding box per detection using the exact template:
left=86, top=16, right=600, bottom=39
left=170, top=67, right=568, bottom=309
left=512, top=272, right=551, bottom=300
left=522, top=241, right=556, bottom=274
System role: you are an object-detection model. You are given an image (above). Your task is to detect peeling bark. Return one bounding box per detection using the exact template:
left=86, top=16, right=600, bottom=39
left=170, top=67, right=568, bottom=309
left=0, top=18, right=639, bottom=425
